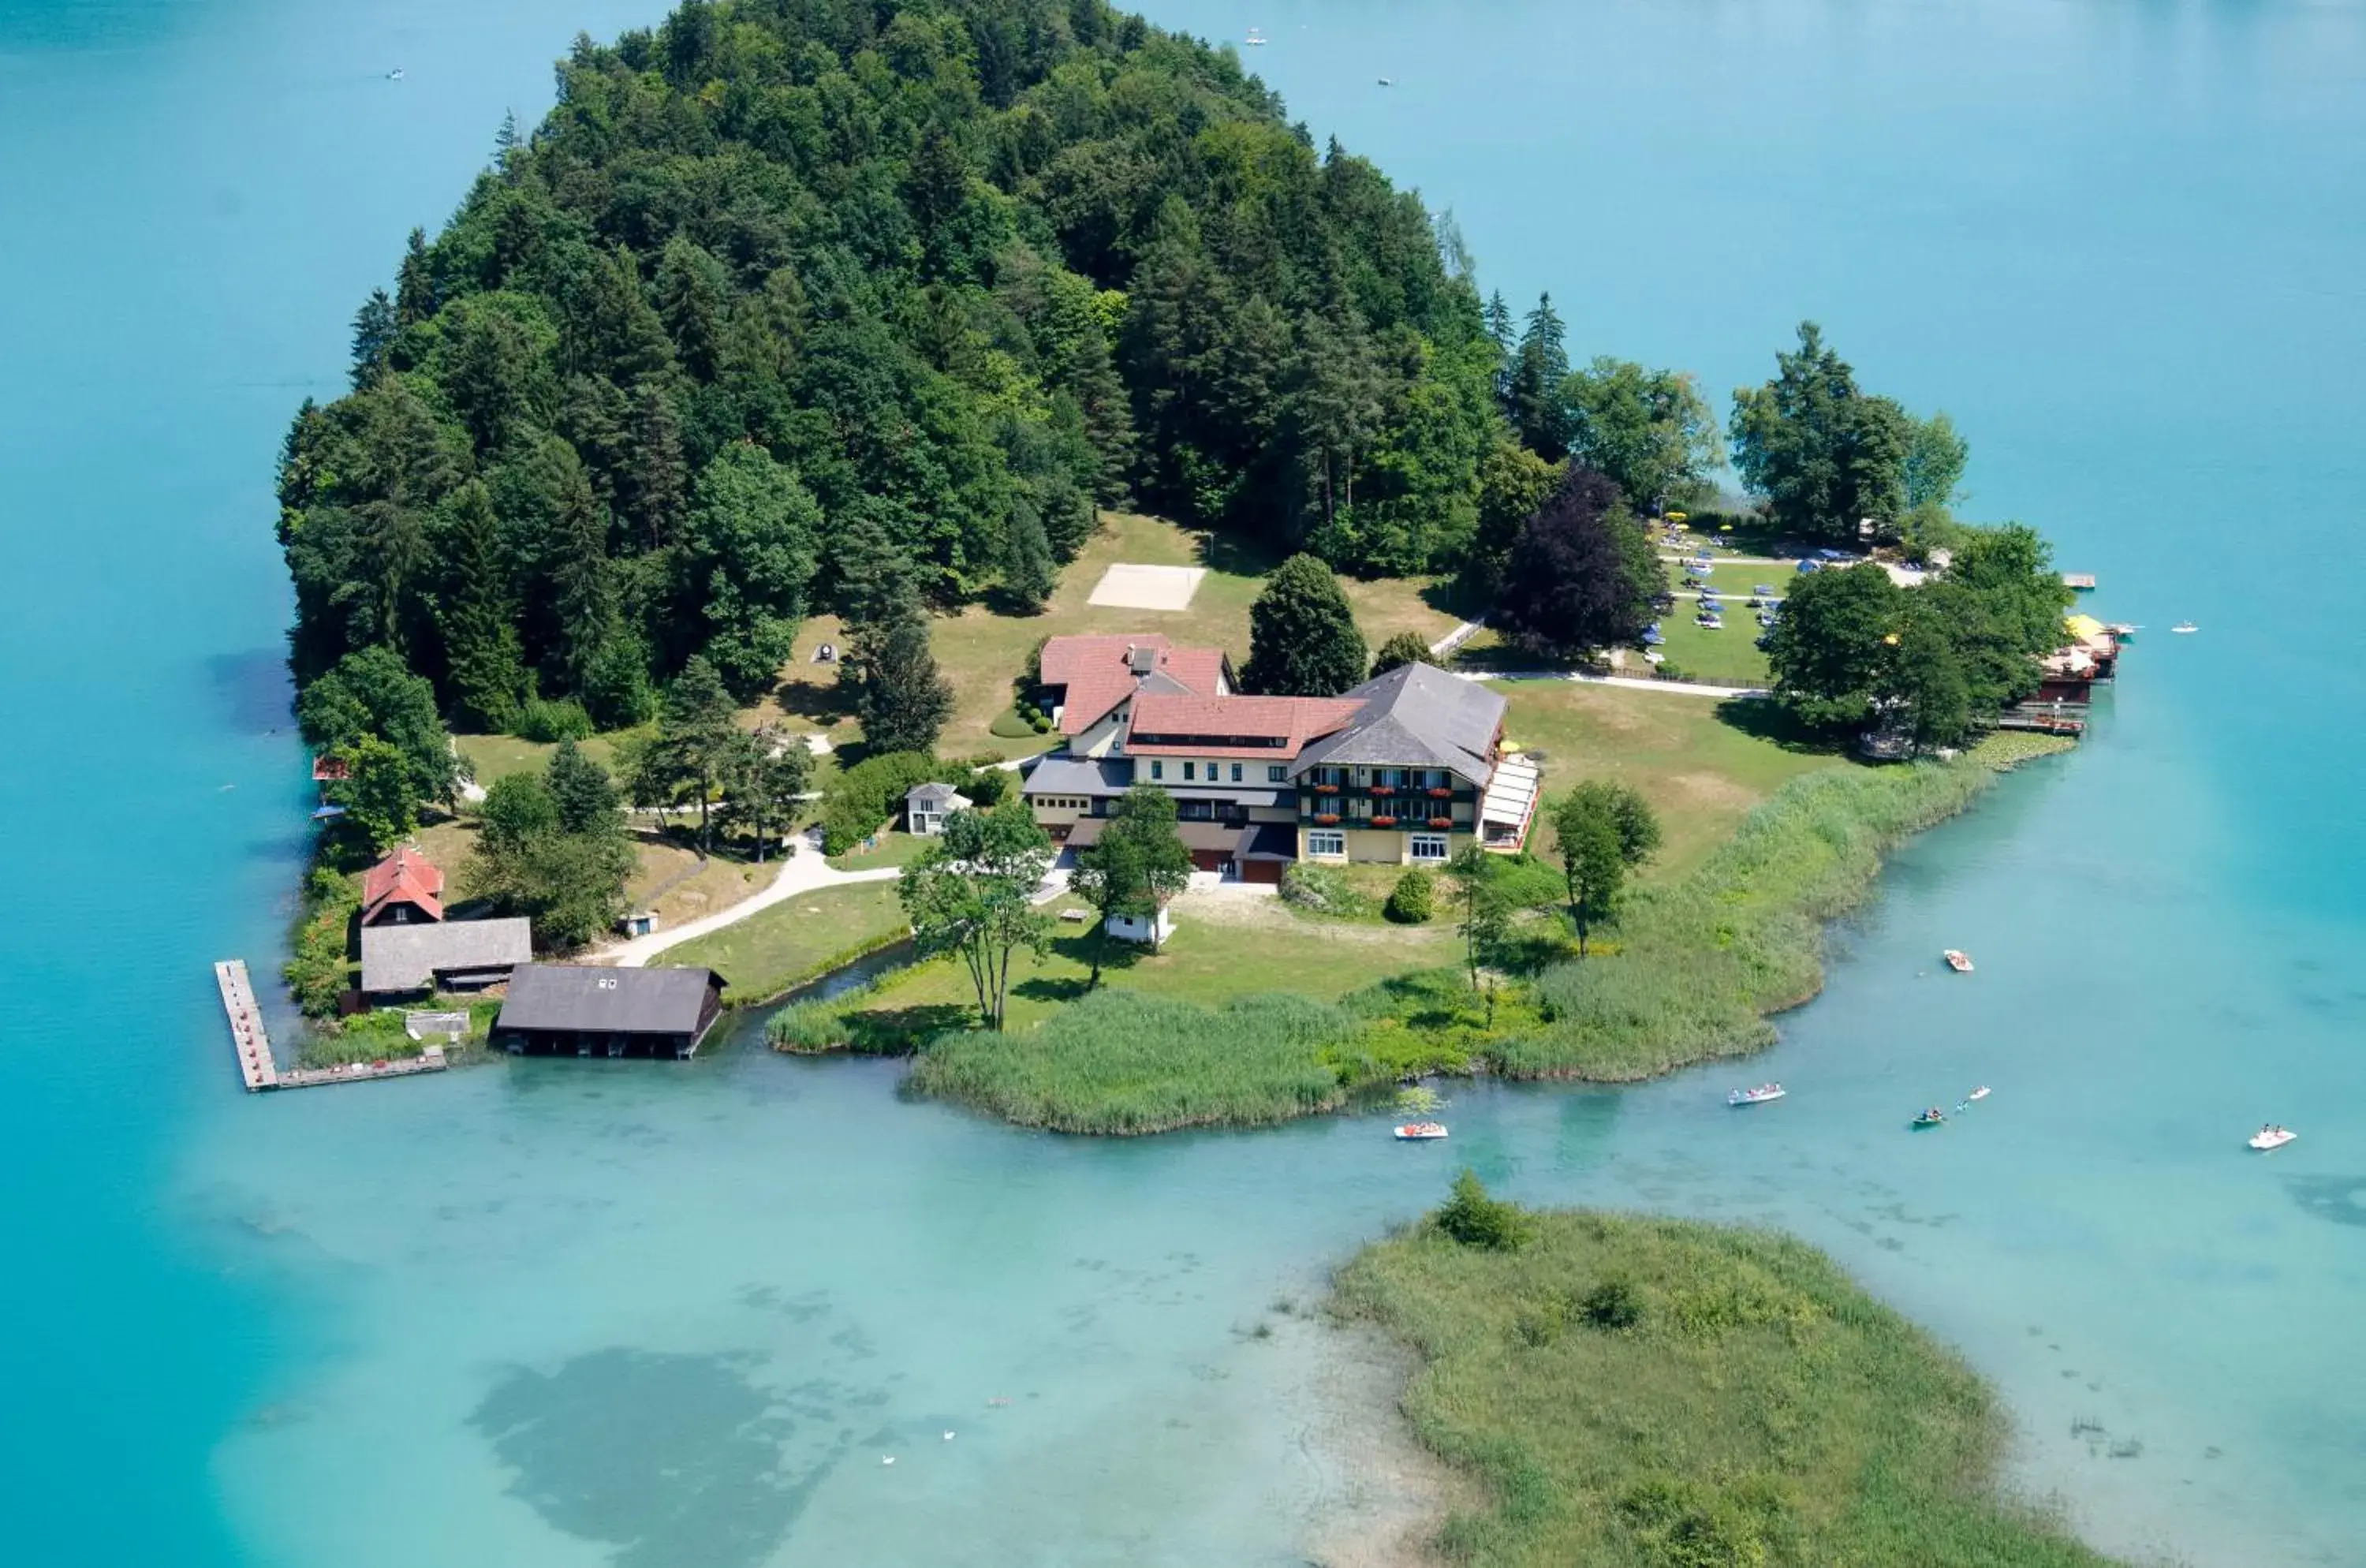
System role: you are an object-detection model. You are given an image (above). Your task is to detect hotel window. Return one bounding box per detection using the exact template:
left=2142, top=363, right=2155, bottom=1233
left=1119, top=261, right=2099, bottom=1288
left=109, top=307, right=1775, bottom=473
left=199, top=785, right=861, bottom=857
left=1268, top=765, right=1287, bottom=782
left=1207, top=760, right=1220, bottom=780
left=1150, top=761, right=1163, bottom=780
left=1410, top=833, right=1450, bottom=863
left=1306, top=830, right=1345, bottom=858
left=1182, top=761, right=1195, bottom=781
left=1230, top=763, right=1242, bottom=782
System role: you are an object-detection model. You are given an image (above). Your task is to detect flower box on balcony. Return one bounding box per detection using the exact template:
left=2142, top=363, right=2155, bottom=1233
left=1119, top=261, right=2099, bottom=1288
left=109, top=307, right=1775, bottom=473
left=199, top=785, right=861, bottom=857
left=1425, top=786, right=1454, bottom=800
left=1371, top=815, right=1398, bottom=828
left=1368, top=785, right=1396, bottom=797
left=1312, top=783, right=1339, bottom=795
left=1313, top=813, right=1342, bottom=826
left=1427, top=816, right=1454, bottom=829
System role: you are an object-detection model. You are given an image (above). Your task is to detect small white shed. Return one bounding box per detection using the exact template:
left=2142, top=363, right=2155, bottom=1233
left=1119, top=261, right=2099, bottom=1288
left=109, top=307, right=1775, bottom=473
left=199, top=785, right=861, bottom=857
left=1104, top=907, right=1175, bottom=946
left=905, top=781, right=972, bottom=836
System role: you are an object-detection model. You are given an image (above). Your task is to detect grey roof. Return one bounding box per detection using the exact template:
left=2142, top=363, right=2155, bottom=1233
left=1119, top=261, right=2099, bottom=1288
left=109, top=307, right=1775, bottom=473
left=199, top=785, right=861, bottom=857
left=496, top=964, right=718, bottom=1036
left=360, top=917, right=533, bottom=994
left=905, top=781, right=969, bottom=808
left=1290, top=663, right=1504, bottom=783
left=1021, top=756, right=1133, bottom=795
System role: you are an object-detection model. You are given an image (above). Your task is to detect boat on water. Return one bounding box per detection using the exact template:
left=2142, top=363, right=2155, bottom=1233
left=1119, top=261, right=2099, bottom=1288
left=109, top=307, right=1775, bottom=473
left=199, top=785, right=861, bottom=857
left=1376, top=76, right=1394, bottom=86
left=1394, top=1121, right=1448, bottom=1141
left=387, top=66, right=405, bottom=80
left=2173, top=621, right=2199, bottom=634
left=1967, top=1085, right=1991, bottom=1101
left=1729, top=1083, right=1786, bottom=1106
left=1244, top=28, right=1266, bottom=45
left=1942, top=949, right=1974, bottom=973
left=2248, top=1125, right=2297, bottom=1151
left=1912, top=1108, right=1946, bottom=1129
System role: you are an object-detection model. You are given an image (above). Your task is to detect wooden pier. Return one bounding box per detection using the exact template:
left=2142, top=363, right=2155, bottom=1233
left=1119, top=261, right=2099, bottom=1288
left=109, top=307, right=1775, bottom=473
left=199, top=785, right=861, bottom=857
left=213, top=959, right=450, bottom=1092
left=213, top=960, right=279, bottom=1092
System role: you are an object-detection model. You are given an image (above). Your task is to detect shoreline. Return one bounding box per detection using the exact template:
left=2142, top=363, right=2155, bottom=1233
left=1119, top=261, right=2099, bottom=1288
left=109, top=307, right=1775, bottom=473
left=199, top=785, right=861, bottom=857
left=1328, top=1204, right=2123, bottom=1564
left=769, top=733, right=2075, bottom=1135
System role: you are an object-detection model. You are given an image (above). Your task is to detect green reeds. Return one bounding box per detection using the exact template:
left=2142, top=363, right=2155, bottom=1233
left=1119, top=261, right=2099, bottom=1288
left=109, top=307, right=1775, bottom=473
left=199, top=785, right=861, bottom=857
left=905, top=989, right=1360, bottom=1134
left=1334, top=1203, right=2115, bottom=1566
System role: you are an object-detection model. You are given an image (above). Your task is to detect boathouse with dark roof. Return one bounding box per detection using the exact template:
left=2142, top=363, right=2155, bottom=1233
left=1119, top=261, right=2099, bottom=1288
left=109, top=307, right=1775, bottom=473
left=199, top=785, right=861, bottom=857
left=492, top=964, right=725, bottom=1058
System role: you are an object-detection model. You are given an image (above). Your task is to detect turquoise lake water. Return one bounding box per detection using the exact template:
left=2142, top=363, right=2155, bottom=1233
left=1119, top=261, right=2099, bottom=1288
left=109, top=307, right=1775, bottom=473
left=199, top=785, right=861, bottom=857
left=4, top=1, right=2362, bottom=1562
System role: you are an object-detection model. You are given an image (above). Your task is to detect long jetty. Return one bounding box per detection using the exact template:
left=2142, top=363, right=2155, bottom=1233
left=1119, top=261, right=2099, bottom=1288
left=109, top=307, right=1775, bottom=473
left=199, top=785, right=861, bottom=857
left=212, top=959, right=450, bottom=1092
left=213, top=960, right=279, bottom=1092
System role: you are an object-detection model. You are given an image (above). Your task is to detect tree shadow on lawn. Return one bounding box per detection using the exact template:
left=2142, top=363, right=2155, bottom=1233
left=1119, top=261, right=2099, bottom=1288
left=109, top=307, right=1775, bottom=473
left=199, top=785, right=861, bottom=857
left=1713, top=696, right=1853, bottom=757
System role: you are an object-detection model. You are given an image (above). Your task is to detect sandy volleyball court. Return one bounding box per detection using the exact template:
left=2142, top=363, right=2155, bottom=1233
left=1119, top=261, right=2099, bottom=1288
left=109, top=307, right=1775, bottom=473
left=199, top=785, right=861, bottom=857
left=1087, top=562, right=1206, bottom=610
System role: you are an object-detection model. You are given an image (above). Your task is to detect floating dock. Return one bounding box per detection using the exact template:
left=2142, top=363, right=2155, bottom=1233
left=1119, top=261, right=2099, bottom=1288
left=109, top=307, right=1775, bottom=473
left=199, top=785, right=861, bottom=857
left=213, top=959, right=279, bottom=1092
left=213, top=959, right=449, bottom=1092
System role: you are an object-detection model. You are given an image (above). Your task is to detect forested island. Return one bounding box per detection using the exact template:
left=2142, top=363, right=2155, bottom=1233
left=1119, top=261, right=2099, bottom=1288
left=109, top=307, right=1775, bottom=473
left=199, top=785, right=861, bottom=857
left=259, top=2, right=2122, bottom=1559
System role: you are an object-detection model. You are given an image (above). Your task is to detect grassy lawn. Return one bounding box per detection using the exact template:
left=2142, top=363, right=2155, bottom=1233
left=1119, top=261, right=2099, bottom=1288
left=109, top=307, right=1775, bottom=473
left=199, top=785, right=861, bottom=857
left=454, top=730, right=632, bottom=785
left=1492, top=681, right=1840, bottom=881
left=820, top=888, right=1460, bottom=1042
left=662, top=880, right=910, bottom=1002
left=824, top=830, right=935, bottom=872
left=1334, top=1203, right=2114, bottom=1567
left=1651, top=558, right=1780, bottom=687
left=625, top=838, right=771, bottom=928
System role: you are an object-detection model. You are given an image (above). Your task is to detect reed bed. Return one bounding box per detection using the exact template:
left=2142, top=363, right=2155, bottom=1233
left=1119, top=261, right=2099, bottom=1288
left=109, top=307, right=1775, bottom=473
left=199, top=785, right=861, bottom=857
left=905, top=989, right=1359, bottom=1134
left=1495, top=736, right=2069, bottom=1080
left=1334, top=1200, right=2116, bottom=1566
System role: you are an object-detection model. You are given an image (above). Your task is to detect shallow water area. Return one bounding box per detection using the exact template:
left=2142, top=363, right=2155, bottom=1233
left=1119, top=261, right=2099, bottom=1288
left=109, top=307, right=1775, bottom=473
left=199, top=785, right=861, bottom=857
left=6, top=0, right=2365, bottom=1563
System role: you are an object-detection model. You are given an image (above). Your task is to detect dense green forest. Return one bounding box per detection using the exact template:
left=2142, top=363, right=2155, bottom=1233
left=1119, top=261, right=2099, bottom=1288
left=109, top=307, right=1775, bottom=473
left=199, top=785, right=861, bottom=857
left=278, top=0, right=2002, bottom=761
left=278, top=0, right=1525, bottom=729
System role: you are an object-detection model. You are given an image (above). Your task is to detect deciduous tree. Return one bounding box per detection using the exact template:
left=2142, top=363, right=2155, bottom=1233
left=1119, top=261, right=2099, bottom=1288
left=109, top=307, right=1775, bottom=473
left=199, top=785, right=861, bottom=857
left=1368, top=630, right=1433, bottom=678
left=898, top=800, right=1054, bottom=1030
left=1491, top=468, right=1659, bottom=658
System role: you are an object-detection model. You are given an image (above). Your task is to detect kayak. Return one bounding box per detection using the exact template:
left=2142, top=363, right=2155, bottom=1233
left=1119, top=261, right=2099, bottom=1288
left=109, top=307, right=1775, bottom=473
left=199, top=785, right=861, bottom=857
left=2248, top=1127, right=2296, bottom=1151
left=1394, top=1122, right=1449, bottom=1141
left=1728, top=1084, right=1786, bottom=1106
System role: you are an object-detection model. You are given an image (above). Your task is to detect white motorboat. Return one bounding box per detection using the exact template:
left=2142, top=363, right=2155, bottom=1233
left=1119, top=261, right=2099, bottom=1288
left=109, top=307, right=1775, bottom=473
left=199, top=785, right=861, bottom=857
left=2172, top=622, right=2198, bottom=634
left=1967, top=1085, right=1991, bottom=1101
left=1394, top=1121, right=1448, bottom=1141
left=2248, top=1126, right=2297, bottom=1151
left=1942, top=949, right=1974, bottom=973
left=1245, top=28, right=1267, bottom=45
left=1728, top=1084, right=1785, bottom=1107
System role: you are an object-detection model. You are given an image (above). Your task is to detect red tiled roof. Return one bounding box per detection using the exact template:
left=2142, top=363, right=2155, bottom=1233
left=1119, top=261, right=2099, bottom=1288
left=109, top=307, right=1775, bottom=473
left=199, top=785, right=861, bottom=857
left=1123, top=694, right=1364, bottom=759
left=1039, top=633, right=1171, bottom=687
left=1040, top=634, right=1229, bottom=735
left=362, top=846, right=445, bottom=923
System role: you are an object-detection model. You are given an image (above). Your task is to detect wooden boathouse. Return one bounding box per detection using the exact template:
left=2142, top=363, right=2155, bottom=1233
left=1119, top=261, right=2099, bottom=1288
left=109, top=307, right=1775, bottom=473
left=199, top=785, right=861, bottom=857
left=492, top=964, right=725, bottom=1058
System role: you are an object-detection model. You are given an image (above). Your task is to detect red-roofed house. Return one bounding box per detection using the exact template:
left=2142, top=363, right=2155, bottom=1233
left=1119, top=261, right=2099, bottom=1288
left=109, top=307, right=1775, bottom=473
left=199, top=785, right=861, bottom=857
left=1033, top=634, right=1233, bottom=754
left=361, top=845, right=446, bottom=927
left=1022, top=638, right=1528, bottom=878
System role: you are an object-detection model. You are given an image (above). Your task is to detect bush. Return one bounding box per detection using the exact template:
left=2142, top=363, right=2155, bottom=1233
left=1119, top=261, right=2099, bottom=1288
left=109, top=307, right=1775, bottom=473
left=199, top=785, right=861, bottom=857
left=1384, top=870, right=1435, bottom=924
left=1435, top=1170, right=1532, bottom=1251
left=1580, top=1277, right=1643, bottom=1330
left=512, top=696, right=594, bottom=743
left=819, top=750, right=939, bottom=853
left=1030, top=715, right=1051, bottom=733
left=1655, top=662, right=1692, bottom=683
left=1281, top=861, right=1376, bottom=918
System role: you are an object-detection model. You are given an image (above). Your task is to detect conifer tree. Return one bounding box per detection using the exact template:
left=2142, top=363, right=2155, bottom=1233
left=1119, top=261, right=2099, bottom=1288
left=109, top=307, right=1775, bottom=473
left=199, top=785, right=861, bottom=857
left=1000, top=499, right=1056, bottom=614
left=437, top=484, right=527, bottom=732
left=1241, top=554, right=1368, bottom=696
left=1507, top=293, right=1571, bottom=459
left=546, top=737, right=621, bottom=837
left=350, top=289, right=397, bottom=390
left=395, top=227, right=435, bottom=326
left=846, top=581, right=953, bottom=756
